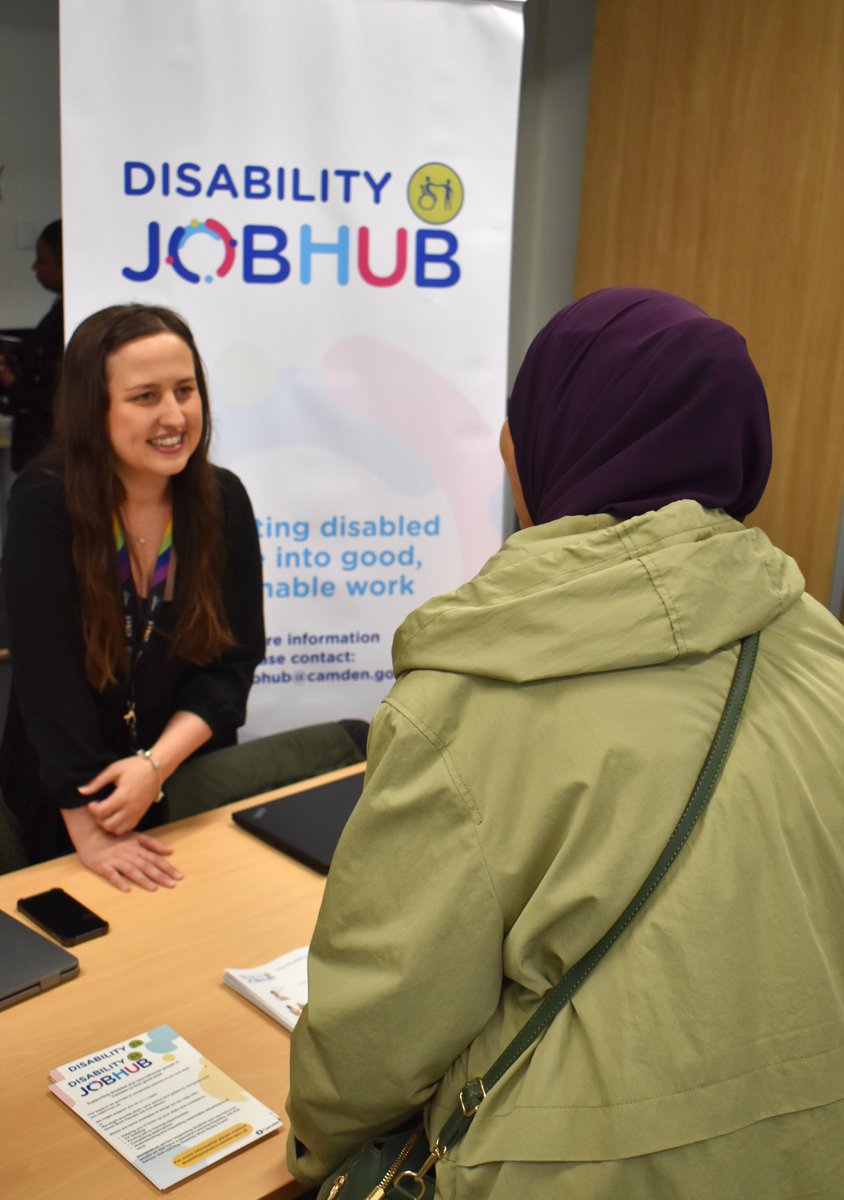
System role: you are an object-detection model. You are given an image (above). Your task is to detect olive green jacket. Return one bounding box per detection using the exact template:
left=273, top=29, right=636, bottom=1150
left=287, top=502, right=844, bottom=1197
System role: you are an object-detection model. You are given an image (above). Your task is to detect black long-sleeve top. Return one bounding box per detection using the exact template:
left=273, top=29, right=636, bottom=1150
left=0, top=465, right=265, bottom=861
left=1, top=298, right=64, bottom=471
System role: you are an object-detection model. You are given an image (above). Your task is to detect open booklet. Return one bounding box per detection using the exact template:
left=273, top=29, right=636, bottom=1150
left=223, top=945, right=308, bottom=1031
left=49, top=1025, right=281, bottom=1190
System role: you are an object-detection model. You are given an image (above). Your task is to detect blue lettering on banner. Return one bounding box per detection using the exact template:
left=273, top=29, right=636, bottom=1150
left=120, top=160, right=461, bottom=289
left=244, top=165, right=271, bottom=199
left=254, top=512, right=440, bottom=612
left=242, top=226, right=291, bottom=284
left=176, top=162, right=202, bottom=196
left=122, top=222, right=460, bottom=288
left=300, top=225, right=351, bottom=285
left=124, top=162, right=392, bottom=204
left=415, top=231, right=460, bottom=288
left=207, top=163, right=238, bottom=198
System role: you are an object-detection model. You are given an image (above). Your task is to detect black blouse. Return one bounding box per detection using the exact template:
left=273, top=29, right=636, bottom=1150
left=0, top=465, right=265, bottom=860
left=1, top=298, right=64, bottom=471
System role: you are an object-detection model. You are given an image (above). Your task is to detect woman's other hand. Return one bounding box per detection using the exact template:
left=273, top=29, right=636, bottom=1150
left=80, top=754, right=162, bottom=835
left=62, top=805, right=183, bottom=892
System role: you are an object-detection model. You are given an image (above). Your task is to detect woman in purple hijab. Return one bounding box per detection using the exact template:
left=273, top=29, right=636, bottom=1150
left=288, top=288, right=844, bottom=1199
left=505, top=287, right=772, bottom=525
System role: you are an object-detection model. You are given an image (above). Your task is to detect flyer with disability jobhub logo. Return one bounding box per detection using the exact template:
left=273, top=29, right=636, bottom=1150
left=49, top=1025, right=281, bottom=1189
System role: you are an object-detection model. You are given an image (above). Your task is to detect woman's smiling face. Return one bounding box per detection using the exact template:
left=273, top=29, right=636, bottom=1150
left=106, top=332, right=203, bottom=489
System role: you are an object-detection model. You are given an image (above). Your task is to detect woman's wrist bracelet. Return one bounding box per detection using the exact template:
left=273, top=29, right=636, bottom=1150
left=136, top=749, right=165, bottom=802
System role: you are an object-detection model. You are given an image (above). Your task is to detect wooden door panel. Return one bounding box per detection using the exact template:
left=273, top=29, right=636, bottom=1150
left=575, top=0, right=844, bottom=606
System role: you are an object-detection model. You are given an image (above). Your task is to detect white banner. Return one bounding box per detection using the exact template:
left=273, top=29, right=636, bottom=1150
left=60, top=0, right=525, bottom=734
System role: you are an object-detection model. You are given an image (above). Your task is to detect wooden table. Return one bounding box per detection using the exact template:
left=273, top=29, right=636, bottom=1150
left=0, top=764, right=364, bottom=1200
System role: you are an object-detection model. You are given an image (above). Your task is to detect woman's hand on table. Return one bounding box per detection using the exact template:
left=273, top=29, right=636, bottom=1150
left=80, top=754, right=162, bottom=835
left=79, top=829, right=183, bottom=893
left=62, top=806, right=183, bottom=892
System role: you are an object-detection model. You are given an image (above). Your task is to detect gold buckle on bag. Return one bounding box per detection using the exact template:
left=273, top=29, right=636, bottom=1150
left=394, top=1140, right=446, bottom=1198
left=459, top=1076, right=486, bottom=1117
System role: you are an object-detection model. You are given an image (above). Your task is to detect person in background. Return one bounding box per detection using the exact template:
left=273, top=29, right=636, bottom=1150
left=0, top=220, right=64, bottom=472
left=286, top=289, right=844, bottom=1198
left=0, top=303, right=265, bottom=890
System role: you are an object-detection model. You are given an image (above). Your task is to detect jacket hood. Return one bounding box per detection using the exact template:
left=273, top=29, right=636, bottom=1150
left=393, top=501, right=804, bottom=682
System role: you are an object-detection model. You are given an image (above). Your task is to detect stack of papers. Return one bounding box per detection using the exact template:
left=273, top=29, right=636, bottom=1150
left=224, top=945, right=309, bottom=1031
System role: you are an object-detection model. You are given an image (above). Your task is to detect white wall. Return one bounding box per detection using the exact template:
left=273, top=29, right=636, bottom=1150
left=0, top=1, right=61, bottom=328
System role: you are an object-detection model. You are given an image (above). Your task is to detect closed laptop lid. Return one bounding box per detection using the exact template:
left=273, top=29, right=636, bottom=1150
left=232, top=771, right=365, bottom=874
left=0, top=909, right=79, bottom=1010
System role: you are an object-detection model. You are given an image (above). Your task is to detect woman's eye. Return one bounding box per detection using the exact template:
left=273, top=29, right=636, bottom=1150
left=176, top=385, right=195, bottom=401
left=134, top=391, right=156, bottom=404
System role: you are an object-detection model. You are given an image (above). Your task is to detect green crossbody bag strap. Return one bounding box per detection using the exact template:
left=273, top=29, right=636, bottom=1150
left=425, top=632, right=760, bottom=1171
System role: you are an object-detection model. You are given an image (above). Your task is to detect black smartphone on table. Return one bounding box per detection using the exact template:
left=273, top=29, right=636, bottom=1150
left=17, top=888, right=109, bottom=946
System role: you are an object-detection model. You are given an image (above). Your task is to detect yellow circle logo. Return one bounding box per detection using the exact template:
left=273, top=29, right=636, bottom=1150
left=407, top=163, right=464, bottom=224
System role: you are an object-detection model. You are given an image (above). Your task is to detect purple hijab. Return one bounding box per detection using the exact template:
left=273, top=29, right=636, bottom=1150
left=508, top=288, right=772, bottom=523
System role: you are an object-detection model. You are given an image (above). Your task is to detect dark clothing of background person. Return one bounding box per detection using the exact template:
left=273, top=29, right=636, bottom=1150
left=3, top=298, right=64, bottom=471
left=0, top=466, right=265, bottom=862
left=0, top=221, right=64, bottom=472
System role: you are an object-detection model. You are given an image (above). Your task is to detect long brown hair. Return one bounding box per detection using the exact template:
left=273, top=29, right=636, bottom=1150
left=50, top=304, right=234, bottom=690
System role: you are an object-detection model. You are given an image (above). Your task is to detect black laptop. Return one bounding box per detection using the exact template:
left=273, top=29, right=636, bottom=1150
left=232, top=770, right=365, bottom=874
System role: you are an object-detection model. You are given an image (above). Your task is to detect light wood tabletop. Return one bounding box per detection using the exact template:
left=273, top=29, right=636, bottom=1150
left=0, top=763, right=365, bottom=1200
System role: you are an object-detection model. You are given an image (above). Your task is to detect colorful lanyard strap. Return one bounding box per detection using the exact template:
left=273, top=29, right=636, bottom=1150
left=113, top=513, right=174, bottom=746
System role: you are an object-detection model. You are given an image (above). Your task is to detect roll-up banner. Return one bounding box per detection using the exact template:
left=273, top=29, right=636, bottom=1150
left=60, top=0, right=525, bottom=735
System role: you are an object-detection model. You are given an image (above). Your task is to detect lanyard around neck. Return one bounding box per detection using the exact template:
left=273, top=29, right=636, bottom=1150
left=113, top=512, right=174, bottom=745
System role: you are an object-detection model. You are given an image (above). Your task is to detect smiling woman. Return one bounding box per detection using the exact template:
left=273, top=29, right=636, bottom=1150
left=0, top=305, right=265, bottom=889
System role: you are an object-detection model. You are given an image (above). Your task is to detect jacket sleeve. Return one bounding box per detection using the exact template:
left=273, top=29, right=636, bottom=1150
left=171, top=468, right=265, bottom=734
left=1, top=472, right=117, bottom=807
left=286, top=699, right=504, bottom=1185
